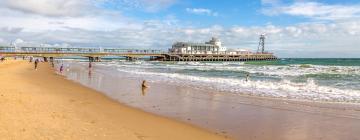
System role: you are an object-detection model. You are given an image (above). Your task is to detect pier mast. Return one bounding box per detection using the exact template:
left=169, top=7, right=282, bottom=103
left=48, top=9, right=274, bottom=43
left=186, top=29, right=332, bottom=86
left=257, top=34, right=266, bottom=53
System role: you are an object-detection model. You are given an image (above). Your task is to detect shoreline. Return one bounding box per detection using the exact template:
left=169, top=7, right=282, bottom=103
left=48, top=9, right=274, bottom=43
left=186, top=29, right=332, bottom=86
left=0, top=60, right=228, bottom=140
left=60, top=60, right=360, bottom=140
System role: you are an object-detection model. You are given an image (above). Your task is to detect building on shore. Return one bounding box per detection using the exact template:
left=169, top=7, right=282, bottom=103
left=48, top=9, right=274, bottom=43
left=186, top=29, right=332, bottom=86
left=169, top=37, right=227, bottom=54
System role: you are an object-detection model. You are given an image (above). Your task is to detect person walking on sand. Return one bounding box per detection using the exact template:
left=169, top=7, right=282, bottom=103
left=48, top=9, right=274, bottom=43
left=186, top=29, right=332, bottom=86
left=60, top=64, right=64, bottom=73
left=34, top=59, right=39, bottom=70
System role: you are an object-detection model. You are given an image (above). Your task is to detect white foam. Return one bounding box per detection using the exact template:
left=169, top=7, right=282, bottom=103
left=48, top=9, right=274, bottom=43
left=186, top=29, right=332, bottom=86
left=113, top=61, right=360, bottom=77
left=114, top=67, right=360, bottom=103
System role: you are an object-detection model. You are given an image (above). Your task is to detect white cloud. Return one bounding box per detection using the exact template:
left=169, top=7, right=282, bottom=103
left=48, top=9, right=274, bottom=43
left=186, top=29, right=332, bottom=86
left=3, top=19, right=360, bottom=58
left=0, top=0, right=96, bottom=17
left=0, top=27, right=23, bottom=34
left=263, top=2, right=360, bottom=20
left=186, top=8, right=218, bottom=16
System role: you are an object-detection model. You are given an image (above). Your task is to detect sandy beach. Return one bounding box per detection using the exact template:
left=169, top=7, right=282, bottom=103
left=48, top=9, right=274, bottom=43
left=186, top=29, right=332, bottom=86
left=0, top=60, right=228, bottom=140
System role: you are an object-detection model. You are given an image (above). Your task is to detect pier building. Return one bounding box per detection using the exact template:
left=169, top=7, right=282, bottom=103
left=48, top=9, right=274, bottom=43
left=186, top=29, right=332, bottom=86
left=169, top=37, right=227, bottom=54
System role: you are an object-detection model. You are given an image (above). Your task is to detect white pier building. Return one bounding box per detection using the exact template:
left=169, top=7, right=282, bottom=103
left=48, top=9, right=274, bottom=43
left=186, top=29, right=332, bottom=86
left=169, top=37, right=227, bottom=54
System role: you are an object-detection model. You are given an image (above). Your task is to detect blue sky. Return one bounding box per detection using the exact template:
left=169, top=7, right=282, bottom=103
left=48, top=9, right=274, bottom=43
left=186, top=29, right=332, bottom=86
left=102, top=0, right=303, bottom=27
left=0, top=0, right=360, bottom=58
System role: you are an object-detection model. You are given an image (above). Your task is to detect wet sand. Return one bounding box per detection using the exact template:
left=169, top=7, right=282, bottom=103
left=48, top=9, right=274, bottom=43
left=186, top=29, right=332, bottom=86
left=62, top=61, right=360, bottom=140
left=0, top=60, right=228, bottom=140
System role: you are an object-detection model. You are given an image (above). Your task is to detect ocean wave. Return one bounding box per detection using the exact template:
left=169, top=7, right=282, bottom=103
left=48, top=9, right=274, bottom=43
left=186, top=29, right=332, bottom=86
left=114, top=67, right=360, bottom=103
left=112, top=61, right=360, bottom=77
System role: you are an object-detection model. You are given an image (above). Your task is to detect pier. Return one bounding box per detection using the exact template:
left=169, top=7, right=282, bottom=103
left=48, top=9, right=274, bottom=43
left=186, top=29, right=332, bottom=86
left=0, top=46, right=277, bottom=62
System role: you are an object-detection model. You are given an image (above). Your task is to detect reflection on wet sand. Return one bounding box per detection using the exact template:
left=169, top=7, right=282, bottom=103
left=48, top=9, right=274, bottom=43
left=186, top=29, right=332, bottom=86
left=141, top=80, right=149, bottom=96
left=141, top=86, right=148, bottom=96
left=88, top=70, right=92, bottom=78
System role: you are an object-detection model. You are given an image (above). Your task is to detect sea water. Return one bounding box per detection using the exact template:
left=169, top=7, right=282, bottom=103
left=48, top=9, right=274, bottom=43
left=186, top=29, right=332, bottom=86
left=89, top=58, right=360, bottom=103
left=63, top=58, right=360, bottom=103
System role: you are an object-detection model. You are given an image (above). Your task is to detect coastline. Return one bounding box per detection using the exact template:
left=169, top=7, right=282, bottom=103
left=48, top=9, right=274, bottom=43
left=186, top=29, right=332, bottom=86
left=60, top=60, right=360, bottom=140
left=0, top=60, right=228, bottom=140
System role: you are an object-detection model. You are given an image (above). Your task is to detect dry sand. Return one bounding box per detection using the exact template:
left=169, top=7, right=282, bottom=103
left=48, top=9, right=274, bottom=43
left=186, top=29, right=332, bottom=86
left=0, top=60, right=228, bottom=140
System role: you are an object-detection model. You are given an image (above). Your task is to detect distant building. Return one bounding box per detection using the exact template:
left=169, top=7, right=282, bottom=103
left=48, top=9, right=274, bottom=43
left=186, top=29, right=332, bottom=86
left=169, top=37, right=227, bottom=54
left=226, top=49, right=252, bottom=55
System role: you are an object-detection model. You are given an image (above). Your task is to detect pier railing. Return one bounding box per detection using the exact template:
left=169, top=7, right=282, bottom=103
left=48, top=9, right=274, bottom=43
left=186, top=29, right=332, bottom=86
left=0, top=46, right=164, bottom=54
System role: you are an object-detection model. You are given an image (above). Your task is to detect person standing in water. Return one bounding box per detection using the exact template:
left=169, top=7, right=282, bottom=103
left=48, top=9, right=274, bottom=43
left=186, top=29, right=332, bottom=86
left=89, top=62, right=92, bottom=69
left=142, top=80, right=148, bottom=88
left=34, top=59, right=39, bottom=70
left=141, top=80, right=149, bottom=96
left=245, top=73, right=250, bottom=82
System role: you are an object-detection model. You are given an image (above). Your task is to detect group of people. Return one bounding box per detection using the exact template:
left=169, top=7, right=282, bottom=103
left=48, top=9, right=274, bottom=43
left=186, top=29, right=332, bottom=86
left=29, top=56, right=64, bottom=73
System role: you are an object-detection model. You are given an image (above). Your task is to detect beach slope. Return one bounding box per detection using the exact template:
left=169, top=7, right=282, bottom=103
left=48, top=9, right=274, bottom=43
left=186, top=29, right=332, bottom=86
left=0, top=60, right=227, bottom=140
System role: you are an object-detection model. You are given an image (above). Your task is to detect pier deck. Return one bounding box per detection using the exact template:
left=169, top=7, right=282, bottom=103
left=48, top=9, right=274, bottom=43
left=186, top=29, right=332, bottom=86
left=0, top=46, right=277, bottom=61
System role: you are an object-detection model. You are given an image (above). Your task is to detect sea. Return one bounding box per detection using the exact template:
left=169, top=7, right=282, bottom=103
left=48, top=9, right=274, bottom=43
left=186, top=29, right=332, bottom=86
left=58, top=58, right=360, bottom=139
left=63, top=58, right=360, bottom=103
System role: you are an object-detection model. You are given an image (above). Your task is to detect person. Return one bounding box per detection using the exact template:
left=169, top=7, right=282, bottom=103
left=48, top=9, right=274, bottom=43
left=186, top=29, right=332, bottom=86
left=141, top=80, right=149, bottom=96
left=34, top=59, right=39, bottom=70
left=60, top=64, right=64, bottom=73
left=245, top=73, right=250, bottom=82
left=29, top=57, right=33, bottom=63
left=142, top=80, right=148, bottom=88
left=89, top=62, right=92, bottom=69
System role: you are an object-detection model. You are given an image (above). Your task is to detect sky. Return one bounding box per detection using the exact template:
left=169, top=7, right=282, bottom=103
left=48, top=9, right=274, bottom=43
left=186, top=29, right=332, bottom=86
left=0, top=0, right=360, bottom=58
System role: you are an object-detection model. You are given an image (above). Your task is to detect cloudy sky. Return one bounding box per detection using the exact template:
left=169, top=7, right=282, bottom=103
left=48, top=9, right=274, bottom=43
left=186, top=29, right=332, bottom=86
left=0, top=0, right=359, bottom=58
